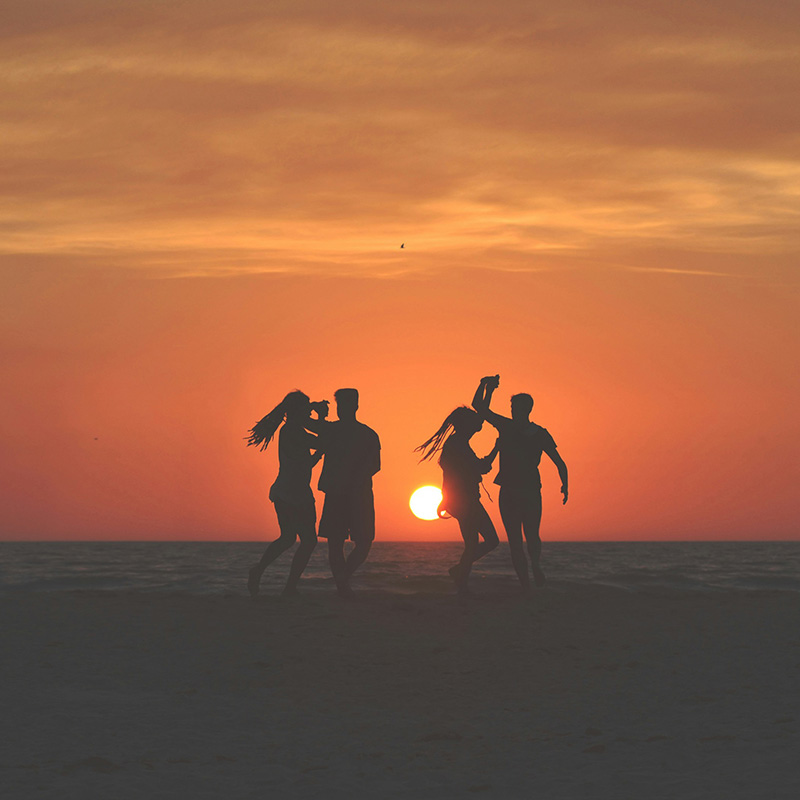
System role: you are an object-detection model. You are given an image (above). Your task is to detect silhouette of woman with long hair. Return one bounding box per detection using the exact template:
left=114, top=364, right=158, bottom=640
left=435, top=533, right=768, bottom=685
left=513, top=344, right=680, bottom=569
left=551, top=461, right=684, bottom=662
left=416, top=407, right=499, bottom=595
left=245, top=391, right=324, bottom=597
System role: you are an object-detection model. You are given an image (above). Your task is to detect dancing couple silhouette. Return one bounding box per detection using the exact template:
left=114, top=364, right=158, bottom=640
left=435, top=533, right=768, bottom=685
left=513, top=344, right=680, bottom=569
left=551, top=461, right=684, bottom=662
left=416, top=376, right=568, bottom=596
left=246, top=376, right=567, bottom=598
left=246, top=388, right=380, bottom=598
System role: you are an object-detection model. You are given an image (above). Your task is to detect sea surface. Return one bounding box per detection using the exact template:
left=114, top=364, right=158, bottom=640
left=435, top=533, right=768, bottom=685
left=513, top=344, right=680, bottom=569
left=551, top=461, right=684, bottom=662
left=1, top=541, right=799, bottom=595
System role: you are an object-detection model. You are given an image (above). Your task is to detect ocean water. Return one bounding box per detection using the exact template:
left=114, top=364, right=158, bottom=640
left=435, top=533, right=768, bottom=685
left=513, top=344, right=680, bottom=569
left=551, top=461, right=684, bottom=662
left=1, top=541, right=799, bottom=595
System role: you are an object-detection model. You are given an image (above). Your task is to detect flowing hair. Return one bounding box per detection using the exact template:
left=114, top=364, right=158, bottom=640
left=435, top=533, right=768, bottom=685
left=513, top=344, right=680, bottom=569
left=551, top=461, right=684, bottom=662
left=415, top=406, right=478, bottom=462
left=245, top=390, right=309, bottom=451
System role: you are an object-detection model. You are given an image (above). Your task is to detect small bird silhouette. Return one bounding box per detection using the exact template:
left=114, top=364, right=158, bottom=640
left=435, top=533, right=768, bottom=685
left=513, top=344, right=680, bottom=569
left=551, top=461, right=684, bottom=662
left=400, top=243, right=404, bottom=249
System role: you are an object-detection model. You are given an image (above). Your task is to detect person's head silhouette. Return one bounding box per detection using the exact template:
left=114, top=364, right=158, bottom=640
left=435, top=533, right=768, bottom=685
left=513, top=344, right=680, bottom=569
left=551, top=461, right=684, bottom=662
left=245, top=390, right=311, bottom=450
left=283, top=390, right=312, bottom=421
left=450, top=406, right=483, bottom=436
left=510, top=393, right=533, bottom=422
left=415, top=406, right=483, bottom=462
left=335, top=388, right=359, bottom=421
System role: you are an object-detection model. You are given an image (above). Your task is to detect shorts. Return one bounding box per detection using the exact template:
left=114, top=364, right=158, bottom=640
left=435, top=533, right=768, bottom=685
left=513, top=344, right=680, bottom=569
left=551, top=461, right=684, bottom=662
left=498, top=486, right=543, bottom=527
left=272, top=498, right=317, bottom=544
left=318, top=490, right=375, bottom=544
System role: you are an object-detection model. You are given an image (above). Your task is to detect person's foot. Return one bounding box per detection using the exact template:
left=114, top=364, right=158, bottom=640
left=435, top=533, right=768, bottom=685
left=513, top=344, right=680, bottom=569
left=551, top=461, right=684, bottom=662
left=281, top=585, right=298, bottom=597
left=449, top=564, right=469, bottom=594
left=532, top=565, right=546, bottom=587
left=248, top=566, right=261, bottom=599
left=336, top=582, right=355, bottom=599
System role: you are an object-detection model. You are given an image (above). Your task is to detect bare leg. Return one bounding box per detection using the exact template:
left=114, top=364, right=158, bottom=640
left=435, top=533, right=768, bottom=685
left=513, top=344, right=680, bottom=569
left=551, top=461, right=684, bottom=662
left=345, top=539, right=372, bottom=580
left=521, top=493, right=545, bottom=586
left=450, top=503, right=497, bottom=593
left=250, top=499, right=317, bottom=597
left=328, top=537, right=352, bottom=597
left=249, top=501, right=300, bottom=598
left=282, top=503, right=318, bottom=595
left=337, top=490, right=375, bottom=596
left=473, top=503, right=499, bottom=562
left=284, top=538, right=316, bottom=595
left=249, top=535, right=296, bottom=597
left=453, top=520, right=479, bottom=594
left=500, top=489, right=530, bottom=591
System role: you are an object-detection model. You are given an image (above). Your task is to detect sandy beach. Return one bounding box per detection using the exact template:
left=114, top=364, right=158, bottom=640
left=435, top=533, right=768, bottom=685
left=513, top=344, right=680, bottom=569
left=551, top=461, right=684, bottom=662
left=2, top=583, right=799, bottom=799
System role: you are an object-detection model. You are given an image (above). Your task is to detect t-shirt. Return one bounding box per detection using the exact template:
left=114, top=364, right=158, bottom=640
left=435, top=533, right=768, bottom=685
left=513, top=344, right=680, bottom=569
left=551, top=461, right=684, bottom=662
left=269, top=424, right=319, bottom=506
left=317, top=420, right=381, bottom=495
left=492, top=419, right=557, bottom=491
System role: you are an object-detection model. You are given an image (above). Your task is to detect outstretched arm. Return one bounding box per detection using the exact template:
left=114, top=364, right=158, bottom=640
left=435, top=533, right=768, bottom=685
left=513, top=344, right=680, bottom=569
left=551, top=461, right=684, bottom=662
left=545, top=447, right=569, bottom=504
left=472, top=375, right=509, bottom=429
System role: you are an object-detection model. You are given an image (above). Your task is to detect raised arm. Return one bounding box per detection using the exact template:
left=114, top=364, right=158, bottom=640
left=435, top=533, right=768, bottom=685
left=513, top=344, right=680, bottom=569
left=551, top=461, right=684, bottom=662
left=471, top=377, right=491, bottom=412
left=471, top=375, right=509, bottom=430
left=302, top=400, right=331, bottom=434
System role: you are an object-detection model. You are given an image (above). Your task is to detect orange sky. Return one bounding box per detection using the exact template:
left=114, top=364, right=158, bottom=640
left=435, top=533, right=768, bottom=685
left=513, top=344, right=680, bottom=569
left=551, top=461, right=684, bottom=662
left=1, top=1, right=798, bottom=541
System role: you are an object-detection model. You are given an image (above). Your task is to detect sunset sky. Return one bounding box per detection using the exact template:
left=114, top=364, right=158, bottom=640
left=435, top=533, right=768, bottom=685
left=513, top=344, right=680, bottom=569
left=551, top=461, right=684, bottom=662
left=1, top=0, right=798, bottom=541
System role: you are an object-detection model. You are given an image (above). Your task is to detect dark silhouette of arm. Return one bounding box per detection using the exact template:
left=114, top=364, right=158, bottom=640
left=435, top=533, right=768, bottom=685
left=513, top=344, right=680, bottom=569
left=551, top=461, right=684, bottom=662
left=544, top=445, right=569, bottom=504
left=472, top=376, right=509, bottom=430
left=303, top=400, right=330, bottom=434
left=480, top=438, right=500, bottom=474
left=306, top=430, right=324, bottom=466
left=369, top=432, right=381, bottom=476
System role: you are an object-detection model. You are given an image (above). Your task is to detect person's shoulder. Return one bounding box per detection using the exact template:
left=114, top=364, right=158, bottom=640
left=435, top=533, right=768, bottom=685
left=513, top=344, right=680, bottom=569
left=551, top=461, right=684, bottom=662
left=357, top=421, right=380, bottom=439
left=530, top=422, right=557, bottom=445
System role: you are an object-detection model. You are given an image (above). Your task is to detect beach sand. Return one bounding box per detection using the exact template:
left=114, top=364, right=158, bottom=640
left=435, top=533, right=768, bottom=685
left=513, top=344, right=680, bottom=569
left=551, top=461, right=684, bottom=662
left=2, top=583, right=799, bottom=799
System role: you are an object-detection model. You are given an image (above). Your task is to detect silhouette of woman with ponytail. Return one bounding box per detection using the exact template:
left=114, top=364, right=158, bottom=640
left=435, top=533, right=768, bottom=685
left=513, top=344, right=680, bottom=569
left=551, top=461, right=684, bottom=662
left=416, top=407, right=499, bottom=595
left=245, top=391, right=326, bottom=597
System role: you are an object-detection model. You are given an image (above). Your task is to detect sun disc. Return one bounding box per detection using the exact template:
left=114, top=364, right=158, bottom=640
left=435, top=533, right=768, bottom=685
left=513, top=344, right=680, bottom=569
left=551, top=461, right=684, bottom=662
left=410, top=485, right=443, bottom=521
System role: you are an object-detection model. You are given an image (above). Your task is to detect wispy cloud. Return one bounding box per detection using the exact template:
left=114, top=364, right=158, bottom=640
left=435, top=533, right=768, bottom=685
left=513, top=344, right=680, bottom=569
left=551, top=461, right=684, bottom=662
left=1, top=0, right=798, bottom=279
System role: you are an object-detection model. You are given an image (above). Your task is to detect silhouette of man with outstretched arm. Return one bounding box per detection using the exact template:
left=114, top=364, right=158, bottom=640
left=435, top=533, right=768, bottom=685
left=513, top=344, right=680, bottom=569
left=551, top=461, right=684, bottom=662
left=473, top=375, right=568, bottom=590
left=306, top=388, right=380, bottom=597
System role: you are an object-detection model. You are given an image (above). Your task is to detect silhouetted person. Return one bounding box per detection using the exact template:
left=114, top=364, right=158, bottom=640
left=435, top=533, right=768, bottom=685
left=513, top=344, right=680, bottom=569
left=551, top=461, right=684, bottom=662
left=416, top=407, right=499, bottom=595
left=306, top=388, right=380, bottom=598
left=472, top=375, right=568, bottom=590
left=245, top=391, right=326, bottom=597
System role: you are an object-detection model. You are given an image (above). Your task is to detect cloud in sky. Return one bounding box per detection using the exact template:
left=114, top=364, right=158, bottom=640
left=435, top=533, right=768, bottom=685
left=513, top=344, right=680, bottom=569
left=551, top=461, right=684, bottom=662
left=1, top=0, right=799, bottom=278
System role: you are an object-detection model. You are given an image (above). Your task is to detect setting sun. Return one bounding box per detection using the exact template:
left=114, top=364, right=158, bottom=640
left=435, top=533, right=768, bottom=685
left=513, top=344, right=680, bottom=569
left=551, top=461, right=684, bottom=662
left=409, top=486, right=443, bottom=521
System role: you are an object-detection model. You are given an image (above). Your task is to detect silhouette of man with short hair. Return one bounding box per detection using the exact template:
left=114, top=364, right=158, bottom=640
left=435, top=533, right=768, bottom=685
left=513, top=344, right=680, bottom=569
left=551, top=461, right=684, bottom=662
left=307, top=388, right=380, bottom=597
left=473, top=375, right=568, bottom=590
